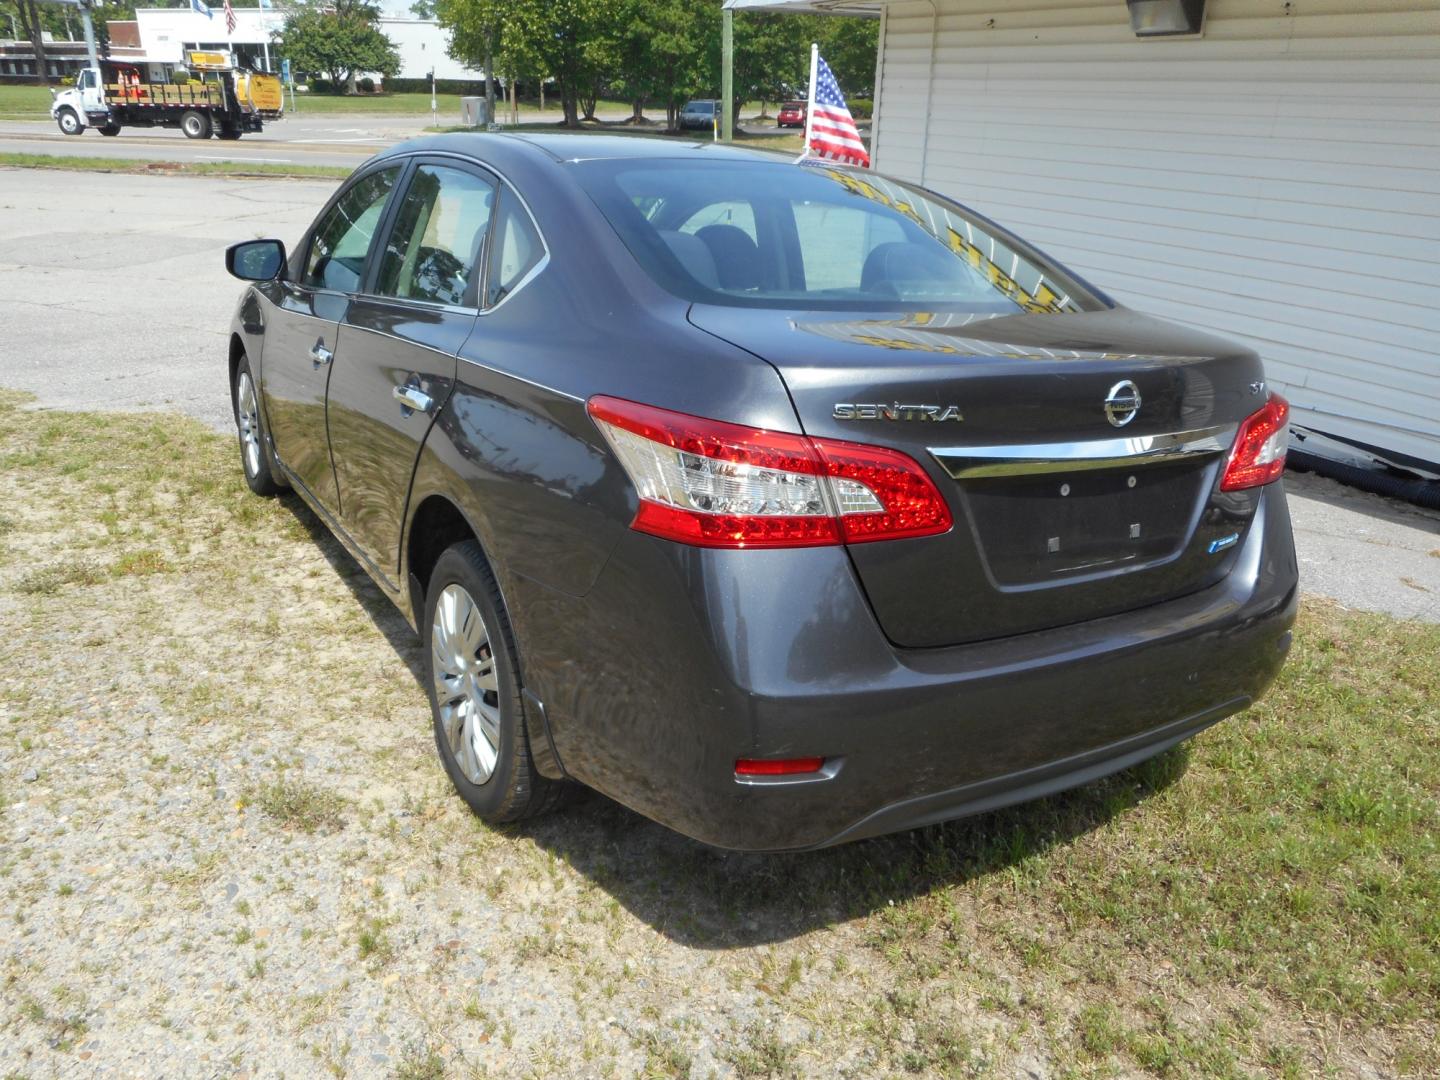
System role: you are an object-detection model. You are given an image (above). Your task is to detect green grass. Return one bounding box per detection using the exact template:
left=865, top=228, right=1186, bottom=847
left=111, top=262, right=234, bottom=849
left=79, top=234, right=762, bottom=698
left=0, top=387, right=1436, bottom=1074
left=241, top=778, right=348, bottom=834
left=0, top=151, right=351, bottom=179
left=771, top=597, right=1440, bottom=1072
left=0, top=84, right=53, bottom=119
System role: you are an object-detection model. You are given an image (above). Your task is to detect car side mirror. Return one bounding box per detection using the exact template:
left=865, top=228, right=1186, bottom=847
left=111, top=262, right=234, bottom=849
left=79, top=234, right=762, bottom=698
left=226, top=239, right=286, bottom=282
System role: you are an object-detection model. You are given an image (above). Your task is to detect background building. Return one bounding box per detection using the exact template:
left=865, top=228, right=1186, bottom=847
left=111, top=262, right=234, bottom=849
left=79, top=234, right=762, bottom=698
left=733, top=0, right=1440, bottom=477
left=134, top=5, right=285, bottom=73
left=0, top=6, right=484, bottom=82
left=376, top=15, right=484, bottom=82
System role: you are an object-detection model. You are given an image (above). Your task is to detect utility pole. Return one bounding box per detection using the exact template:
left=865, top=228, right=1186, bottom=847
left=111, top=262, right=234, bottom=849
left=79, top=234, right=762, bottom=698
left=720, top=6, right=733, bottom=143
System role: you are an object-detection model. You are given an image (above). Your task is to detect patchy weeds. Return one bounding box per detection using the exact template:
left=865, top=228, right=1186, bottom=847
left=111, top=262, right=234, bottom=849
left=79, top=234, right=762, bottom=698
left=0, top=390, right=1436, bottom=1077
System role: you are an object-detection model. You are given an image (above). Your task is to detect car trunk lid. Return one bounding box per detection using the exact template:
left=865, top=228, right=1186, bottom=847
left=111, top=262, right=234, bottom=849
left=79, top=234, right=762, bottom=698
left=689, top=303, right=1270, bottom=647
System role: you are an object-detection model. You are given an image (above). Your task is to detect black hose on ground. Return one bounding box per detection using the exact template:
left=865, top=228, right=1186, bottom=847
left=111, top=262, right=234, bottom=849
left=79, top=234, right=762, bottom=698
left=1288, top=450, right=1440, bottom=512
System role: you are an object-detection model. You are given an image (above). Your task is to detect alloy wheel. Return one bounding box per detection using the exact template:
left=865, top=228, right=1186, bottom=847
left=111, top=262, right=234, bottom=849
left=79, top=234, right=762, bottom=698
left=236, top=371, right=262, bottom=479
left=431, top=583, right=502, bottom=785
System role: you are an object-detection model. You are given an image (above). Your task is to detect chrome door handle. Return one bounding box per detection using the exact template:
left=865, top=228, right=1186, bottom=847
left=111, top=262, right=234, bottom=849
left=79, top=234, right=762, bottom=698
left=393, top=384, right=433, bottom=414
left=310, top=340, right=333, bottom=366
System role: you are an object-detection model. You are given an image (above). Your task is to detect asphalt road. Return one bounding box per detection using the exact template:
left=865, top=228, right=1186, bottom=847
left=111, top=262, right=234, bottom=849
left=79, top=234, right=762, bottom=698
left=0, top=113, right=793, bottom=169
left=1, top=114, right=425, bottom=168
left=0, top=168, right=330, bottom=431
left=0, top=167, right=1435, bottom=621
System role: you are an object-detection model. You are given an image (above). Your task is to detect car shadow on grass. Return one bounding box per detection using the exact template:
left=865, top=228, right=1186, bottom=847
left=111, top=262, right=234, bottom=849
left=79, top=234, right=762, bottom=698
left=508, top=745, right=1192, bottom=949
left=277, top=492, right=427, bottom=685
left=273, top=491, right=1192, bottom=949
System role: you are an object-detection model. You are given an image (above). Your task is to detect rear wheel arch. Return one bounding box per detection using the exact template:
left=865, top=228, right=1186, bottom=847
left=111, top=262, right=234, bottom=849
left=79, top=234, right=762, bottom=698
left=404, top=492, right=567, bottom=785
left=228, top=333, right=247, bottom=399
left=404, top=494, right=486, bottom=627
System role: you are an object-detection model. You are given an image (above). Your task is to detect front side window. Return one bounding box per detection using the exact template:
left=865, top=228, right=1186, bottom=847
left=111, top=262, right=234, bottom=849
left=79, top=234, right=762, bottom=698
left=303, top=167, right=399, bottom=293
left=575, top=160, right=1105, bottom=314
left=376, top=164, right=495, bottom=307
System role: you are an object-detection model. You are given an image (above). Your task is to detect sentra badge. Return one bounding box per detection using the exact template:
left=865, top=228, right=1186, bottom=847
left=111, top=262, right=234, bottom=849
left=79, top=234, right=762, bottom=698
left=833, top=403, right=963, bottom=422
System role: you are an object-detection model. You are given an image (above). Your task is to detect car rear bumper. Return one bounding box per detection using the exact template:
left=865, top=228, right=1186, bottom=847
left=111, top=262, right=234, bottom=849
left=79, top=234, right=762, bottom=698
left=520, top=482, right=1298, bottom=851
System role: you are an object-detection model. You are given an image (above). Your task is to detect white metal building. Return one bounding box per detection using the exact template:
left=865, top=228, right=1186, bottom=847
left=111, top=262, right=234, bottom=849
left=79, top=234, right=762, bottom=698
left=376, top=17, right=484, bottom=82
left=134, top=6, right=286, bottom=71
left=732, top=0, right=1440, bottom=476
left=132, top=6, right=480, bottom=81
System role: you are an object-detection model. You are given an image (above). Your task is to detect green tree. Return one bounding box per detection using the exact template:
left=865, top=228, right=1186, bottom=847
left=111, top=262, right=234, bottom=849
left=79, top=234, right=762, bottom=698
left=719, top=12, right=877, bottom=119
left=0, top=0, right=150, bottom=82
left=274, top=0, right=398, bottom=94
left=425, top=0, right=497, bottom=118
left=1, top=0, right=51, bottom=85
left=609, top=0, right=712, bottom=130
left=815, top=15, right=879, bottom=99
left=434, top=0, right=616, bottom=127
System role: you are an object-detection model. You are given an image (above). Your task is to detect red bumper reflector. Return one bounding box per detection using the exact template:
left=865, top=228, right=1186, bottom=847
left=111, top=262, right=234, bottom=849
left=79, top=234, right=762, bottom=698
left=734, top=757, right=825, bottom=776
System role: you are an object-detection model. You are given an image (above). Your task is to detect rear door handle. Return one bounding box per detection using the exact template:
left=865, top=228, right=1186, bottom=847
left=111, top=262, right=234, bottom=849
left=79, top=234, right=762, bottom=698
left=393, top=384, right=433, bottom=414
left=310, top=340, right=333, bottom=367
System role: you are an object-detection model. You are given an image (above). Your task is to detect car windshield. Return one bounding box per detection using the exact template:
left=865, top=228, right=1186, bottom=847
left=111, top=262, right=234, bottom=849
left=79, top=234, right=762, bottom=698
left=573, top=159, right=1105, bottom=313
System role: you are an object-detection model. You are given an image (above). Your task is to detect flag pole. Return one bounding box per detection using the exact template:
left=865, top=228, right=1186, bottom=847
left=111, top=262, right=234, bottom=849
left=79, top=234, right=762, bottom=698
left=797, top=41, right=817, bottom=163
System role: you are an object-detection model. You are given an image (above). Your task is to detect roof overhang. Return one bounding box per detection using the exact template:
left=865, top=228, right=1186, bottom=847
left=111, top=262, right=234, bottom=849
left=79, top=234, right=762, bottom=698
left=722, top=0, right=881, bottom=17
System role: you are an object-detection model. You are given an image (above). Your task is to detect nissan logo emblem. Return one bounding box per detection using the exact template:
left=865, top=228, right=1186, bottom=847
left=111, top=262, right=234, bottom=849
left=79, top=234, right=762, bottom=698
left=1104, top=380, right=1142, bottom=428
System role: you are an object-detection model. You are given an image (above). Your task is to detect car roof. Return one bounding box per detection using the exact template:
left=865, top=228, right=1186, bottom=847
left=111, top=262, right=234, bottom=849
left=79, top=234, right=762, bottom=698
left=504, top=132, right=787, bottom=163
left=371, top=131, right=792, bottom=167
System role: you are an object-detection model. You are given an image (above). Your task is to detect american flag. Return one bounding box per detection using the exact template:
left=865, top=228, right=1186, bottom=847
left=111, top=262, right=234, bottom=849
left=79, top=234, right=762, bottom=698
left=807, top=55, right=870, bottom=168
left=224, top=0, right=237, bottom=35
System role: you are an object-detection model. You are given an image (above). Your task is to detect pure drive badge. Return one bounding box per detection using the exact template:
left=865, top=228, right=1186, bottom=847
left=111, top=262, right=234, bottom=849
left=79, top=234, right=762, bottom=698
left=834, top=403, right=964, bottom=422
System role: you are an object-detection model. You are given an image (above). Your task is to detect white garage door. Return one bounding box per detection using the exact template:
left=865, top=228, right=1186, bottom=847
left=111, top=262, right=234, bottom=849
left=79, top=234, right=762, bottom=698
left=874, top=0, right=1440, bottom=473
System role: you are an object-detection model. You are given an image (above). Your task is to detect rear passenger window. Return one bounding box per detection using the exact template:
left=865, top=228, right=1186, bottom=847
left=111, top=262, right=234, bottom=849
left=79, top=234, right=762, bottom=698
left=679, top=200, right=756, bottom=243
left=376, top=164, right=495, bottom=307
left=304, top=167, right=399, bottom=293
left=485, top=191, right=544, bottom=307
left=791, top=201, right=905, bottom=293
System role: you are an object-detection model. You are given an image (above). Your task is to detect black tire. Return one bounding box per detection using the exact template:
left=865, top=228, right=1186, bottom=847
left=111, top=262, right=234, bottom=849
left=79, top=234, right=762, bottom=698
left=56, top=108, right=83, bottom=136
left=180, top=110, right=212, bottom=140
left=216, top=125, right=242, bottom=140
left=231, top=357, right=283, bottom=496
left=98, top=123, right=121, bottom=136
left=423, top=541, right=565, bottom=824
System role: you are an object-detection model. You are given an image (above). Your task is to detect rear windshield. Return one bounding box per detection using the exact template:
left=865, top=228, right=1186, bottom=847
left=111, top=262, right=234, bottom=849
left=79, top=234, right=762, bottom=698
left=573, top=159, right=1106, bottom=314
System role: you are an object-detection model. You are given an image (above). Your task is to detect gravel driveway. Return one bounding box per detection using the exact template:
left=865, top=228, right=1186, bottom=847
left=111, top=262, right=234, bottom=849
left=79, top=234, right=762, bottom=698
left=1, top=167, right=1437, bottom=1079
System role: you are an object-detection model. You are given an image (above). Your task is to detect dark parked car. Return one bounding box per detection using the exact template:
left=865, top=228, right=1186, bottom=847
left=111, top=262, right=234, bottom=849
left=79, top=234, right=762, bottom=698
left=777, top=101, right=806, bottom=128
left=679, top=99, right=718, bottom=130
left=224, top=134, right=1297, bottom=851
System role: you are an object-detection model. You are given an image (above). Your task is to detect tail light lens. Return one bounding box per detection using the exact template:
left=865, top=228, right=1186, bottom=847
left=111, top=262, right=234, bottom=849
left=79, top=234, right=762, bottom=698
left=735, top=757, right=825, bottom=776
left=1220, top=393, right=1290, bottom=491
left=587, top=395, right=952, bottom=549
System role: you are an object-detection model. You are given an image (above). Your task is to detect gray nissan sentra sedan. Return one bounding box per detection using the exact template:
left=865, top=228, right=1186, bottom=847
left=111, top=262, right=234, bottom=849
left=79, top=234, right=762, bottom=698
left=224, top=134, right=1298, bottom=851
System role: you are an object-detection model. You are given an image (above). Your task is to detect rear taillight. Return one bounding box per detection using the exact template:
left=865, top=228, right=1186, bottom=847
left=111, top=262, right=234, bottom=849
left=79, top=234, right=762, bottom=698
left=587, top=396, right=952, bottom=549
left=735, top=757, right=825, bottom=776
left=1220, top=393, right=1290, bottom=491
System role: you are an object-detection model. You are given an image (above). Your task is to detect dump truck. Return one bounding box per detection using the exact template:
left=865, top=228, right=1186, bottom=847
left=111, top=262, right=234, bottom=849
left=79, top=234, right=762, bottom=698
left=50, top=50, right=283, bottom=140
